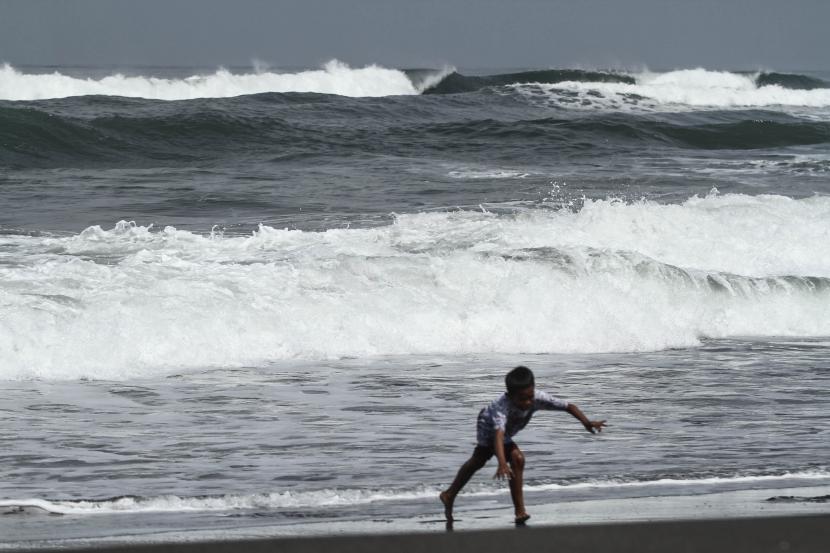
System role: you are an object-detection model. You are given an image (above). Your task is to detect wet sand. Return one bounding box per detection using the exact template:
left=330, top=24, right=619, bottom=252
left=12, top=514, right=830, bottom=553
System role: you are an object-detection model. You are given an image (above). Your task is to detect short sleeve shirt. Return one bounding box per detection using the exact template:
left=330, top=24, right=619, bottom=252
left=476, top=391, right=569, bottom=446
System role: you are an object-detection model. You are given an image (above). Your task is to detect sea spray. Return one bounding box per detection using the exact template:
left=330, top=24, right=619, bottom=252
left=509, top=68, right=830, bottom=111
left=0, top=60, right=445, bottom=101
left=3, top=64, right=828, bottom=107
left=3, top=193, right=830, bottom=380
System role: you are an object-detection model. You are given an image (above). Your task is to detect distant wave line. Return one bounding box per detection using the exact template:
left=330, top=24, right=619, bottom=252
left=1, top=62, right=828, bottom=102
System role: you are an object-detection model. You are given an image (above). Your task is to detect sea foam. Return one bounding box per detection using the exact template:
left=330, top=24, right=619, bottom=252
left=0, top=61, right=436, bottom=101
left=5, top=63, right=828, bottom=107
left=2, top=193, right=830, bottom=380
left=513, top=68, right=830, bottom=110
left=2, top=470, right=827, bottom=515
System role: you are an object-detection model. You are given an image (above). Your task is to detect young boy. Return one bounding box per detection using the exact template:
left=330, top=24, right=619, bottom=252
left=440, top=366, right=605, bottom=525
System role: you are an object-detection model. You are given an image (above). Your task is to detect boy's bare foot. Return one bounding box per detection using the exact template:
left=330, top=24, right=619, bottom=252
left=515, top=512, right=530, bottom=525
left=439, top=491, right=454, bottom=522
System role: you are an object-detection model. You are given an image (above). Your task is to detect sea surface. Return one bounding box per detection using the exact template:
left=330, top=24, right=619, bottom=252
left=1, top=62, right=830, bottom=546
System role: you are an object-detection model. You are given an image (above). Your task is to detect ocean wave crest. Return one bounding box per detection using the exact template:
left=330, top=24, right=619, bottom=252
left=0, top=61, right=451, bottom=101
left=3, top=63, right=828, bottom=107
left=2, top=193, right=830, bottom=380
left=510, top=68, right=830, bottom=110
left=422, top=69, right=634, bottom=94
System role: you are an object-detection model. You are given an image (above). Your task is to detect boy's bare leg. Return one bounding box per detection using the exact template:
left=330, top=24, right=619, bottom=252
left=508, top=446, right=529, bottom=524
left=440, top=449, right=490, bottom=522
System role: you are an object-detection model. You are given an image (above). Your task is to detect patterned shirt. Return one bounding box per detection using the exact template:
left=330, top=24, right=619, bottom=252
left=476, top=391, right=569, bottom=446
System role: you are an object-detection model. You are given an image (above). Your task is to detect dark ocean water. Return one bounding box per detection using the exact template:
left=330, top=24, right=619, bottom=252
left=3, top=65, right=830, bottom=234
left=1, top=63, right=829, bottom=545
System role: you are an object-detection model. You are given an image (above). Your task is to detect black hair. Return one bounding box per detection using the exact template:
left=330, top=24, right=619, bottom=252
left=505, top=366, right=534, bottom=394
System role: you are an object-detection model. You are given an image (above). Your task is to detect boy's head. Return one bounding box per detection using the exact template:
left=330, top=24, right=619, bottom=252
left=505, top=366, right=535, bottom=410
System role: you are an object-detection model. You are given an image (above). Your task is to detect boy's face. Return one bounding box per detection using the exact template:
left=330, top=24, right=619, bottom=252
left=509, top=386, right=534, bottom=411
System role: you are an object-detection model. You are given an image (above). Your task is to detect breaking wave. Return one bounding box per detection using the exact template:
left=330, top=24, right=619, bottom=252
left=509, top=68, right=830, bottom=110
left=421, top=68, right=634, bottom=94
left=2, top=192, right=830, bottom=380
left=2, top=63, right=828, bottom=109
left=0, top=60, right=450, bottom=101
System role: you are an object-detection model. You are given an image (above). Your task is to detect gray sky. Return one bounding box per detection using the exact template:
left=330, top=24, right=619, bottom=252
left=1, top=0, right=828, bottom=70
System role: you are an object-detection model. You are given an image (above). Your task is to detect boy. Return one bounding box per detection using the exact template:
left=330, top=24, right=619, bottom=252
left=440, top=366, right=605, bottom=525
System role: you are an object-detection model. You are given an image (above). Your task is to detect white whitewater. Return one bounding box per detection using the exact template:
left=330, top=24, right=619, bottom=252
left=3, top=64, right=828, bottom=107
left=513, top=68, right=830, bottom=110
left=0, top=60, right=436, bottom=100
left=2, top=192, right=830, bottom=380
left=2, top=470, right=827, bottom=515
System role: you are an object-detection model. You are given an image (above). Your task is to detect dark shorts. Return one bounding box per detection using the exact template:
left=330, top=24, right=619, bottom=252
left=473, top=442, right=519, bottom=463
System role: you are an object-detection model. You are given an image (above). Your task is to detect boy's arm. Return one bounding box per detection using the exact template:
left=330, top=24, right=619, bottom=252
left=566, top=403, right=606, bottom=434
left=492, top=429, right=513, bottom=480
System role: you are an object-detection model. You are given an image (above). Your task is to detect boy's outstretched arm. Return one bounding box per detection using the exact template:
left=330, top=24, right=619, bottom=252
left=566, top=403, right=606, bottom=434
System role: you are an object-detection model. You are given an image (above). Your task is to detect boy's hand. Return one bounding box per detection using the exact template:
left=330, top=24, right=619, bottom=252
left=567, top=404, right=607, bottom=435
left=584, top=420, right=607, bottom=434
left=494, top=463, right=514, bottom=480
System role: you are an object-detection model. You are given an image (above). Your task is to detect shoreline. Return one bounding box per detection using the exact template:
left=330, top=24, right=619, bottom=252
left=3, top=485, right=829, bottom=552
left=8, top=514, right=830, bottom=553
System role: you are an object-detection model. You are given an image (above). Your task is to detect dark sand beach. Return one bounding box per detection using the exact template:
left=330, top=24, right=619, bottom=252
left=10, top=514, right=829, bottom=553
